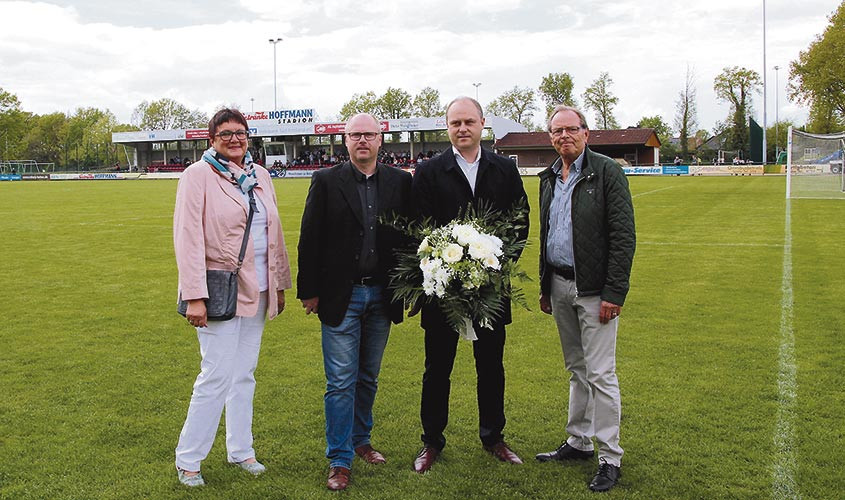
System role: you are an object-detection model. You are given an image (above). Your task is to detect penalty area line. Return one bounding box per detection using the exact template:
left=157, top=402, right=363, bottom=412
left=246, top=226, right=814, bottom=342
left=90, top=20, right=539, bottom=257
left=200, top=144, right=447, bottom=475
left=773, top=199, right=799, bottom=500
left=632, top=186, right=677, bottom=199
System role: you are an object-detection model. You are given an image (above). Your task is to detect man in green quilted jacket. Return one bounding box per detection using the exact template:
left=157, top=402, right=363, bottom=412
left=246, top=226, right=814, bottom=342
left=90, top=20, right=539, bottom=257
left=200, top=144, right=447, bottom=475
left=534, top=105, right=635, bottom=493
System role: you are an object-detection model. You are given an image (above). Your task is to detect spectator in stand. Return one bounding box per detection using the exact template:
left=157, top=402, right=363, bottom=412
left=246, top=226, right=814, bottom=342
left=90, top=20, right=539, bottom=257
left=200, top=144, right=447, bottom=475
left=173, top=108, right=292, bottom=487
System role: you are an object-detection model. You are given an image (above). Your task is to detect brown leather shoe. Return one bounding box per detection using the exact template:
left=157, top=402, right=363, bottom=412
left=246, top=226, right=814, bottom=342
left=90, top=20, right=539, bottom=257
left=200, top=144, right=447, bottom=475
left=355, top=444, right=386, bottom=464
left=327, top=466, right=351, bottom=491
left=483, top=441, right=523, bottom=464
left=413, top=446, right=439, bottom=473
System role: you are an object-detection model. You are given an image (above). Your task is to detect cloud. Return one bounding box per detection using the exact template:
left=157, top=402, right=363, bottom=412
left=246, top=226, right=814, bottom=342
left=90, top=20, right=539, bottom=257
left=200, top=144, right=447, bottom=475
left=0, top=0, right=838, bottom=131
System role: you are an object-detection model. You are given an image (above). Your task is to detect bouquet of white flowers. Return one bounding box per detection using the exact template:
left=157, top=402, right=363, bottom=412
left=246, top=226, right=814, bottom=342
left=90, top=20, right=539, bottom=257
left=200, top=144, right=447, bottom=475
left=385, top=200, right=529, bottom=340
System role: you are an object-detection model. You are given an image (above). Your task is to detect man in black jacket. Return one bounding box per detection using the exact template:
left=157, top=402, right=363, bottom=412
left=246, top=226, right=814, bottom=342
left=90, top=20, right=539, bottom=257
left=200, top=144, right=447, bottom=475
left=411, top=97, right=529, bottom=473
left=535, top=105, right=635, bottom=493
left=297, top=113, right=412, bottom=491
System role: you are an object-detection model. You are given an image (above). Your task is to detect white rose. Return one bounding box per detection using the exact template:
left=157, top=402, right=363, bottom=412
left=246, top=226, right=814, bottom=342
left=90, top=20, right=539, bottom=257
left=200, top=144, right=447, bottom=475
left=451, top=224, right=479, bottom=246
left=482, top=254, right=500, bottom=270
left=468, top=238, right=494, bottom=260
left=441, top=243, right=464, bottom=263
left=418, top=237, right=431, bottom=254
left=486, top=234, right=504, bottom=256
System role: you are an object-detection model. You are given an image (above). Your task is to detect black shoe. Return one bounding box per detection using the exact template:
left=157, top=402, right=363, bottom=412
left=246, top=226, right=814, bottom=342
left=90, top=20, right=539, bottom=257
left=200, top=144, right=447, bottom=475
left=589, top=459, right=621, bottom=492
left=535, top=442, right=595, bottom=462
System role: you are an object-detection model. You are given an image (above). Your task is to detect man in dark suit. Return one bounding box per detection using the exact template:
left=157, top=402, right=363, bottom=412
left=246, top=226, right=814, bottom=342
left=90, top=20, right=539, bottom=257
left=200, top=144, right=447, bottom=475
left=411, top=97, right=530, bottom=473
left=297, top=113, right=412, bottom=491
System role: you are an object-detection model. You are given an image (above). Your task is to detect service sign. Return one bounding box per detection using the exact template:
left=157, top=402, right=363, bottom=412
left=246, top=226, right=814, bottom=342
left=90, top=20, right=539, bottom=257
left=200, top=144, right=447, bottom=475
left=623, top=166, right=662, bottom=175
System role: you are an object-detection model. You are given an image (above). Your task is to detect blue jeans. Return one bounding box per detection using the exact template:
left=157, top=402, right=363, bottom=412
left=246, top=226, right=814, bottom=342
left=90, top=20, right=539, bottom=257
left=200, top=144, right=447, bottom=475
left=322, top=284, right=391, bottom=468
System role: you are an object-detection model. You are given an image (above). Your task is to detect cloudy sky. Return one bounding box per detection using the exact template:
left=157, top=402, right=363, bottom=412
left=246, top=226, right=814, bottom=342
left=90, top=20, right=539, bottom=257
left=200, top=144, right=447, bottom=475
left=0, top=0, right=839, bottom=133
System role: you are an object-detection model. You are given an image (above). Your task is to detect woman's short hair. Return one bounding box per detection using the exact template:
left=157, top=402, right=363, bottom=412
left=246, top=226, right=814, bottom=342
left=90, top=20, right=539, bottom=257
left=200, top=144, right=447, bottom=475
left=208, top=108, right=249, bottom=137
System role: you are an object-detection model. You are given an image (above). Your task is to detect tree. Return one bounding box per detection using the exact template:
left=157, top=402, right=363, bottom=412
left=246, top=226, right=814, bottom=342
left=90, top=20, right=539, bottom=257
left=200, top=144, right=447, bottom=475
left=637, top=115, right=672, bottom=142
left=788, top=1, right=845, bottom=133
left=674, top=66, right=698, bottom=160
left=538, top=72, right=576, bottom=118
left=806, top=97, right=844, bottom=133
left=766, top=119, right=795, bottom=161
left=638, top=115, right=675, bottom=162
left=22, top=112, right=69, bottom=166
left=713, top=66, right=761, bottom=156
left=0, top=87, right=28, bottom=160
left=339, top=91, right=378, bottom=120
left=486, top=86, right=538, bottom=129
left=376, top=87, right=412, bottom=119
left=582, top=72, right=619, bottom=129
left=412, top=87, right=443, bottom=117
left=131, top=98, right=208, bottom=130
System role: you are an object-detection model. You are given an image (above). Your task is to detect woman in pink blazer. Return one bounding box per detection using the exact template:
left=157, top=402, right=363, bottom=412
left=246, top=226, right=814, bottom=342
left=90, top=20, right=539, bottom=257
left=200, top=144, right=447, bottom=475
left=173, top=108, right=291, bottom=487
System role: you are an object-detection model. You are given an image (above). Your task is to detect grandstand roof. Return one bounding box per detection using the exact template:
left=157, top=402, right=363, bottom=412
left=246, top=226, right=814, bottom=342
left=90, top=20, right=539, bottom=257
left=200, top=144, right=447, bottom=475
left=497, top=128, right=661, bottom=148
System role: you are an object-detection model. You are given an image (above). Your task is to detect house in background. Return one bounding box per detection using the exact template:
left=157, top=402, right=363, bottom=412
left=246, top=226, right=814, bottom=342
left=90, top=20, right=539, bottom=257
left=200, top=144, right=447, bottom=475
left=495, top=128, right=661, bottom=167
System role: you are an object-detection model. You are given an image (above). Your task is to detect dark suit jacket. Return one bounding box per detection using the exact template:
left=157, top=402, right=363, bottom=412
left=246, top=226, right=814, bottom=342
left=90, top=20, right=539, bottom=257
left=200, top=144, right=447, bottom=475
left=297, top=162, right=413, bottom=327
left=412, top=148, right=529, bottom=331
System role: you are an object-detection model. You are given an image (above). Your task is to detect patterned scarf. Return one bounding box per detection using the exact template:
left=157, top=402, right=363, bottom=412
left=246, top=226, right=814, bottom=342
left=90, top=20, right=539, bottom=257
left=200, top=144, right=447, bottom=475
left=202, top=147, right=258, bottom=194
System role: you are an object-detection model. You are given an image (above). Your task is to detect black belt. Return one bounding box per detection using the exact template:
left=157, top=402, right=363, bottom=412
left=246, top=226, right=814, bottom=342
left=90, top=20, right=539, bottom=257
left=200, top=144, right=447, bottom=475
left=353, top=276, right=381, bottom=286
left=552, top=265, right=575, bottom=280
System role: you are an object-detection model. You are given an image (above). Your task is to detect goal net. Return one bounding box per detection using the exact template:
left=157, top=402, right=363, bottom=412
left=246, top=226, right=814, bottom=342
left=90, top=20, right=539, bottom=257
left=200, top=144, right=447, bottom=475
left=786, top=126, right=845, bottom=199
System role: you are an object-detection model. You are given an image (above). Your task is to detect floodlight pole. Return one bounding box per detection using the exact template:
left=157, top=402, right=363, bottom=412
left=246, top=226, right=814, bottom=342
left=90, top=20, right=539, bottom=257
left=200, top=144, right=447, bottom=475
left=269, top=38, right=283, bottom=113
left=762, top=0, right=767, bottom=165
left=774, top=65, right=780, bottom=158
left=472, top=82, right=481, bottom=101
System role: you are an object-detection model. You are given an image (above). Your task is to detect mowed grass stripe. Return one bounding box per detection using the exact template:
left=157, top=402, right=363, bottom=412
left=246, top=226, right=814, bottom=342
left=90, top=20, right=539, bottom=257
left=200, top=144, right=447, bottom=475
left=773, top=200, right=799, bottom=500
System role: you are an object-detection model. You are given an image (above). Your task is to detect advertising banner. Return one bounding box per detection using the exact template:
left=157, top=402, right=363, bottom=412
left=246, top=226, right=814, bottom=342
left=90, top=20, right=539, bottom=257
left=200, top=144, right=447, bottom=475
left=315, top=123, right=346, bottom=134
left=185, top=129, right=209, bottom=139
left=50, top=173, right=128, bottom=180
left=22, top=174, right=50, bottom=181
left=689, top=165, right=765, bottom=175
left=623, top=166, right=662, bottom=175
left=662, top=165, right=689, bottom=175
left=0, top=174, right=22, bottom=181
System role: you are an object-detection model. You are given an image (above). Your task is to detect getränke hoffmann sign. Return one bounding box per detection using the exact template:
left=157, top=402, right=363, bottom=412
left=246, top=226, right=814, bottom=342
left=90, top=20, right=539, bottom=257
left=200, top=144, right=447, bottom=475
left=245, top=108, right=314, bottom=124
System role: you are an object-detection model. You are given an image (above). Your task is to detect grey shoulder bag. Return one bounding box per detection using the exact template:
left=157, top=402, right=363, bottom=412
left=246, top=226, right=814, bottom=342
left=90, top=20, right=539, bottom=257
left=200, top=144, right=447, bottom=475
left=177, top=189, right=257, bottom=321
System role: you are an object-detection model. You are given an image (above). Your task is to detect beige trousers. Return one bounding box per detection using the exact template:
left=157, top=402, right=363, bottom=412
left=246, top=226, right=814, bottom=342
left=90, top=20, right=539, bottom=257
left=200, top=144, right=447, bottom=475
left=550, top=274, right=623, bottom=466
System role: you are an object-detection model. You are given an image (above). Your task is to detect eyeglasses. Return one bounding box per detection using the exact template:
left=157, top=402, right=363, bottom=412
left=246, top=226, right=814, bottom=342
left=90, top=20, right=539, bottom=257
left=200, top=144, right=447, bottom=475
left=549, top=126, right=584, bottom=137
left=215, top=130, right=249, bottom=141
left=346, top=132, right=379, bottom=141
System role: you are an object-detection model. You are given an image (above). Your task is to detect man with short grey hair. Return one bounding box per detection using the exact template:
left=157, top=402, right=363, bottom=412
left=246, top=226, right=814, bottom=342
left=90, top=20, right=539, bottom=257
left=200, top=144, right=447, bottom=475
left=535, top=104, right=635, bottom=493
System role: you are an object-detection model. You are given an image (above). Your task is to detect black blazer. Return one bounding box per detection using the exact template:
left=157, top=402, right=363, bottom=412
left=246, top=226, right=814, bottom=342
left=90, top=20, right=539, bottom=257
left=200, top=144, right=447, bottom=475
left=297, top=162, right=413, bottom=327
left=411, top=148, right=529, bottom=331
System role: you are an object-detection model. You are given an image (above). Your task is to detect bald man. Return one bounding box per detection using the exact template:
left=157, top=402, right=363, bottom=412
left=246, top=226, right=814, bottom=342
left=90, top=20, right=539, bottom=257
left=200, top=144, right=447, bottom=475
left=297, top=113, right=413, bottom=491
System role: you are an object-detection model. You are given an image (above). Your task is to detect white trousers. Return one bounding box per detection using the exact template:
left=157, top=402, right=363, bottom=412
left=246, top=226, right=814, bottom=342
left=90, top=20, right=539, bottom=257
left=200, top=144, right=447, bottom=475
left=550, top=275, right=623, bottom=466
left=175, top=292, right=268, bottom=471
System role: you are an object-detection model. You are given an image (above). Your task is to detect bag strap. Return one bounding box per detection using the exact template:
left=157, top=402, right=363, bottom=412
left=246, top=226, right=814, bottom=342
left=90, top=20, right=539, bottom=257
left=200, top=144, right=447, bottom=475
left=234, top=189, right=257, bottom=275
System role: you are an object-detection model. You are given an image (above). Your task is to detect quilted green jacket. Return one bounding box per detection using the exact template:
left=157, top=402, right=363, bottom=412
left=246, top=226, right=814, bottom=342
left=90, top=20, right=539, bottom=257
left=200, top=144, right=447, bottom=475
left=538, top=147, right=636, bottom=306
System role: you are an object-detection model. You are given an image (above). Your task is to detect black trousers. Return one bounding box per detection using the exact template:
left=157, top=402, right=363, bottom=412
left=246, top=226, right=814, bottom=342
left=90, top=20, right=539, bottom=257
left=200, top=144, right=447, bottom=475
left=420, top=322, right=506, bottom=450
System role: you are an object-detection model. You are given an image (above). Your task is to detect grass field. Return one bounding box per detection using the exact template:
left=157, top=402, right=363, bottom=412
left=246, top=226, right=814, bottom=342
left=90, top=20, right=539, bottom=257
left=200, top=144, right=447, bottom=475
left=1, top=175, right=843, bottom=500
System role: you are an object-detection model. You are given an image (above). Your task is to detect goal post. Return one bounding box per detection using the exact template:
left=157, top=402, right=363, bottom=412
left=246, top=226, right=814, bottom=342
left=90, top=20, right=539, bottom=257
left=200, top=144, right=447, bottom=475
left=786, top=127, right=845, bottom=199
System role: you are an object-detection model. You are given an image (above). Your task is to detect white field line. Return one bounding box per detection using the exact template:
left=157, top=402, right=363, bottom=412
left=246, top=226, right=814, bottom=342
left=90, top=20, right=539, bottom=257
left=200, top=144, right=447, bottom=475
left=638, top=241, right=783, bottom=248
left=773, top=199, right=799, bottom=500
left=632, top=186, right=677, bottom=198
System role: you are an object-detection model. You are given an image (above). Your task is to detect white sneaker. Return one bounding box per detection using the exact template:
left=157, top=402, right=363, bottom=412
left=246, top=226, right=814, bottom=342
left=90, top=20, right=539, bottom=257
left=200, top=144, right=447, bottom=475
left=235, top=459, right=266, bottom=475
left=176, top=468, right=205, bottom=487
